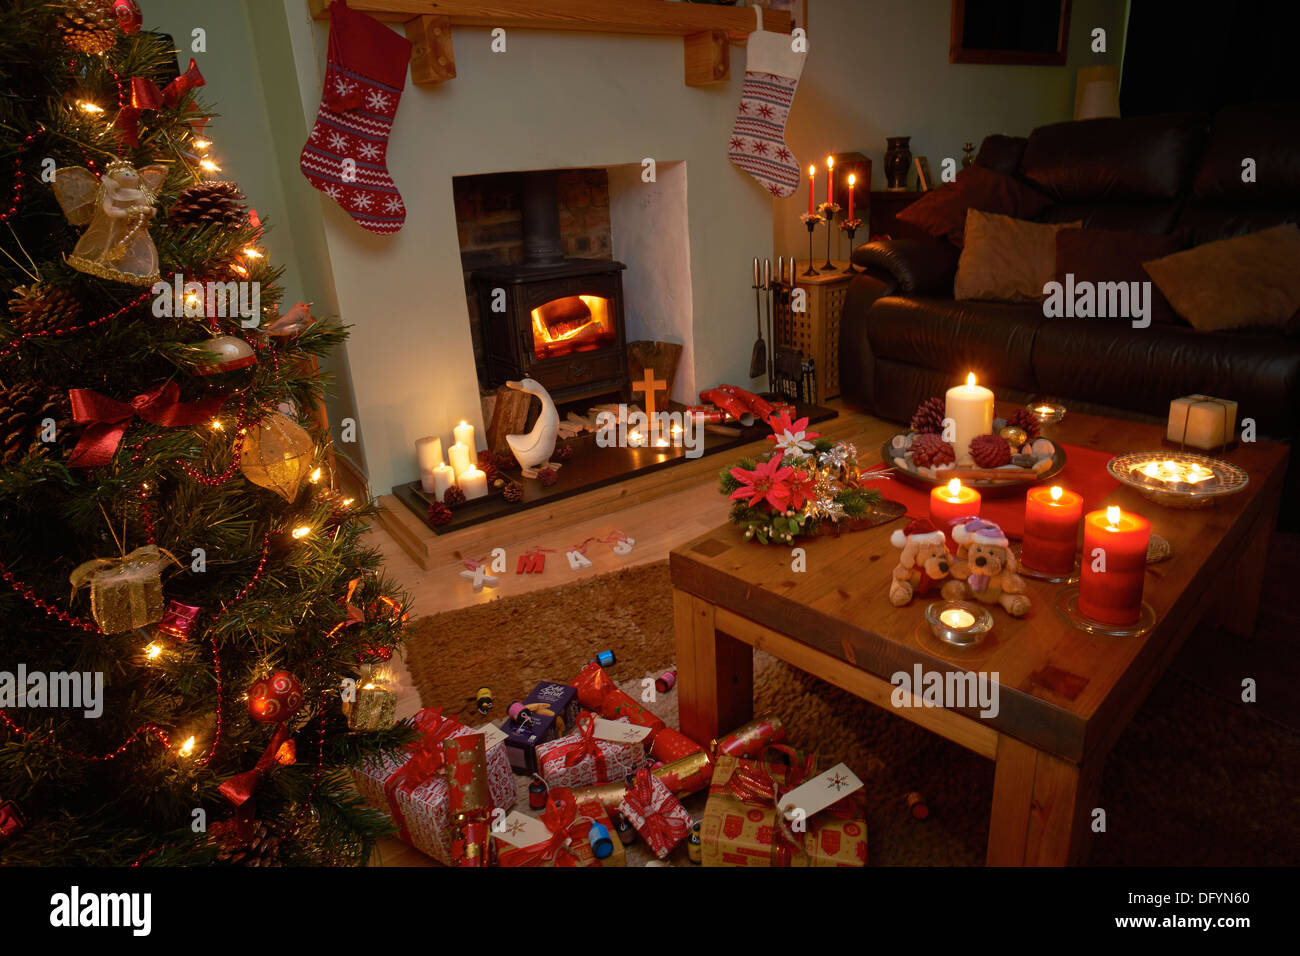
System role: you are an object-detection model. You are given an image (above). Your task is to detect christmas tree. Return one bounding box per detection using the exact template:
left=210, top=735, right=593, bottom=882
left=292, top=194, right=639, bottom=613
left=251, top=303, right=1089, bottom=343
left=0, top=1, right=411, bottom=865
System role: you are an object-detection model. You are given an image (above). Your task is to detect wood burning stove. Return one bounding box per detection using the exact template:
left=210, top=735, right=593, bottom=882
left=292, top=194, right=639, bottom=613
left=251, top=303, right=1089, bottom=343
left=472, top=171, right=628, bottom=404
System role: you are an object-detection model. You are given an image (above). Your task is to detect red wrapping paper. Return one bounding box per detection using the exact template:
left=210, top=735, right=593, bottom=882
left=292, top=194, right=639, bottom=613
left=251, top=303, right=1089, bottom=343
left=496, top=788, right=626, bottom=868
left=572, top=662, right=666, bottom=735
left=712, top=713, right=787, bottom=758
left=535, top=712, right=645, bottom=789
left=649, top=726, right=704, bottom=763
left=617, top=768, right=693, bottom=859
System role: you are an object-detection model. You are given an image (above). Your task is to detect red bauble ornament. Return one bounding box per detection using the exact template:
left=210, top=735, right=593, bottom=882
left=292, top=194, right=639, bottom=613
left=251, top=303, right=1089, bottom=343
left=113, top=0, right=142, bottom=33
left=247, top=670, right=303, bottom=723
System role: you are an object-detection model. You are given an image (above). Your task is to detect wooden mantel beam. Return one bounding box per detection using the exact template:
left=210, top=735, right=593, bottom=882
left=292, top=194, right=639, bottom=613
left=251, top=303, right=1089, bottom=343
left=307, top=0, right=792, bottom=38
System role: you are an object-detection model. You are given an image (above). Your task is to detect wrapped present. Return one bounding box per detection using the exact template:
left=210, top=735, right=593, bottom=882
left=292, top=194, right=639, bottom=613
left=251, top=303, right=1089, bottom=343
left=524, top=680, right=579, bottom=736
left=701, top=748, right=867, bottom=867
left=496, top=788, right=626, bottom=867
left=618, top=768, right=693, bottom=859
left=711, top=713, right=787, bottom=758
left=654, top=749, right=715, bottom=797
left=68, top=545, right=179, bottom=633
left=572, top=661, right=665, bottom=737
left=650, top=727, right=705, bottom=764
left=352, top=709, right=515, bottom=866
left=536, top=713, right=646, bottom=789
left=501, top=708, right=556, bottom=774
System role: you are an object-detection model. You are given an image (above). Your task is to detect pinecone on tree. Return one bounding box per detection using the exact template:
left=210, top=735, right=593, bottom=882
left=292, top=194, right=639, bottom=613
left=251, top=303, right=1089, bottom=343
left=168, top=182, right=248, bottom=228
left=910, top=397, right=946, bottom=435
left=8, top=284, right=81, bottom=336
left=502, top=480, right=523, bottom=502
left=57, top=0, right=118, bottom=54
left=1004, top=408, right=1041, bottom=442
left=0, top=381, right=72, bottom=467
left=210, top=819, right=283, bottom=867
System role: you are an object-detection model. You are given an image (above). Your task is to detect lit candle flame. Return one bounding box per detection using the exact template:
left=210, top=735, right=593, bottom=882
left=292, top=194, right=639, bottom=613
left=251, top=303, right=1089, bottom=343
left=808, top=164, right=815, bottom=178
left=848, top=173, right=856, bottom=187
left=826, top=155, right=834, bottom=170
left=966, top=372, right=976, bottom=388
left=1050, top=485, right=1063, bottom=501
left=1106, top=505, right=1122, bottom=528
left=946, top=478, right=962, bottom=498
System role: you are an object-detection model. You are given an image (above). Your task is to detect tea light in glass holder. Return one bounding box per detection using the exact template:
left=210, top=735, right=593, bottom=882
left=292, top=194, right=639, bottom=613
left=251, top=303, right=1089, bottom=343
left=1027, top=398, right=1067, bottom=425
left=925, top=601, right=994, bottom=647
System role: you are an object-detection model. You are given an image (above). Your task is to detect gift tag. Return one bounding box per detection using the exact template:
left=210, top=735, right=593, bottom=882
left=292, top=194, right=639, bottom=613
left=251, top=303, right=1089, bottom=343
left=777, top=763, right=863, bottom=820
left=591, top=717, right=653, bottom=745
left=492, top=811, right=554, bottom=848
left=475, top=723, right=508, bottom=751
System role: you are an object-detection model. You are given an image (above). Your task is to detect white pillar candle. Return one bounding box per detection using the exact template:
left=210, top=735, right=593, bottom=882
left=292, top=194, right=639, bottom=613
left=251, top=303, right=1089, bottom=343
left=453, top=420, right=475, bottom=450
left=448, top=441, right=472, bottom=477
left=944, top=372, right=995, bottom=464
left=424, top=462, right=455, bottom=500
left=415, top=435, right=443, bottom=471
left=459, top=466, right=488, bottom=500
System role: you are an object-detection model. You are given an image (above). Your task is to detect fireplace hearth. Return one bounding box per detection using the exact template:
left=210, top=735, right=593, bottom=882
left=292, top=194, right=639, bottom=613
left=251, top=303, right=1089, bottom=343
left=471, top=171, right=628, bottom=405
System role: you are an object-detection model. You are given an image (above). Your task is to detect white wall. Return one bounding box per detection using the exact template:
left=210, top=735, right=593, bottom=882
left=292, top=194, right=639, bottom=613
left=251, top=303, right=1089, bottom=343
left=609, top=161, right=696, bottom=404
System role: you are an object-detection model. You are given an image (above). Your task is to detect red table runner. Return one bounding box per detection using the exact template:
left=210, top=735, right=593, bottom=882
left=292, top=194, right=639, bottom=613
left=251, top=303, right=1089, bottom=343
left=860, top=442, right=1119, bottom=539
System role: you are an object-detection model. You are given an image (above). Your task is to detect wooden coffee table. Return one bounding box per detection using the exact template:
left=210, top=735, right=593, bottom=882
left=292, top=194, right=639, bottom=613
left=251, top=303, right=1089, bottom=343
left=670, top=408, right=1288, bottom=865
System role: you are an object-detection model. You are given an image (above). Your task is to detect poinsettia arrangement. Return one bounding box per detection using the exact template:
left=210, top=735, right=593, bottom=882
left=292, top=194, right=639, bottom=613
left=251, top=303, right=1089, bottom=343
left=718, top=411, right=878, bottom=544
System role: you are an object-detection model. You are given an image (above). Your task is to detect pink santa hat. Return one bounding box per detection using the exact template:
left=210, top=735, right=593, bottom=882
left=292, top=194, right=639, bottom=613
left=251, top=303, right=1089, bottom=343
left=951, top=517, right=1009, bottom=549
left=891, top=518, right=946, bottom=550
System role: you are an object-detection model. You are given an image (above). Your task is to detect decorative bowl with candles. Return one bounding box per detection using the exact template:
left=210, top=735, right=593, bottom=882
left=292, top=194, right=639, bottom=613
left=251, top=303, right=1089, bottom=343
left=883, top=432, right=1065, bottom=496
left=1107, top=451, right=1249, bottom=509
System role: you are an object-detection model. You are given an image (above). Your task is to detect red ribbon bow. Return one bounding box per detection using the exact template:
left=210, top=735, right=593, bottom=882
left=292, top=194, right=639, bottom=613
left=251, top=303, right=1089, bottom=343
left=624, top=768, right=691, bottom=853
left=381, top=709, right=464, bottom=843
left=551, top=711, right=606, bottom=770
left=115, top=59, right=206, bottom=147
left=722, top=745, right=813, bottom=864
left=506, top=788, right=587, bottom=867
left=218, top=723, right=291, bottom=809
left=67, top=382, right=225, bottom=468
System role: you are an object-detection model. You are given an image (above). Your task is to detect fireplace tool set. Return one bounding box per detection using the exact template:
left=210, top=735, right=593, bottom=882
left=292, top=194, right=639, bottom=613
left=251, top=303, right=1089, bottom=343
left=748, top=256, right=816, bottom=404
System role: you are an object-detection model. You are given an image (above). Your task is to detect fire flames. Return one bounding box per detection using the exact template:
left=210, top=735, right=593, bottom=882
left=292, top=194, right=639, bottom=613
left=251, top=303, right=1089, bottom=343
left=531, top=295, right=614, bottom=359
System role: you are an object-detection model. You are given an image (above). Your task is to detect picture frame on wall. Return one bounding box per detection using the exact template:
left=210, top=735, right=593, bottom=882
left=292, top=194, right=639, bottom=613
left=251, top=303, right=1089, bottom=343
left=949, top=0, right=1072, bottom=66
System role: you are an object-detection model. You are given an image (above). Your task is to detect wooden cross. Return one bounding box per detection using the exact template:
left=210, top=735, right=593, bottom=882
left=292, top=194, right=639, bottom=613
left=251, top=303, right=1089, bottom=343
left=631, top=368, right=668, bottom=424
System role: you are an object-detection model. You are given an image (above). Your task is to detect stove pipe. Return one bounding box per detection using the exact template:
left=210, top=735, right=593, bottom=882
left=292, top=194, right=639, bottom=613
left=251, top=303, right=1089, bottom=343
left=520, top=170, right=565, bottom=266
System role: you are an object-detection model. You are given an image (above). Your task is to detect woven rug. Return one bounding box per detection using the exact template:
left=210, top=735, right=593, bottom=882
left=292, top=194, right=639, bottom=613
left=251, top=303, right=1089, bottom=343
left=401, top=556, right=1300, bottom=865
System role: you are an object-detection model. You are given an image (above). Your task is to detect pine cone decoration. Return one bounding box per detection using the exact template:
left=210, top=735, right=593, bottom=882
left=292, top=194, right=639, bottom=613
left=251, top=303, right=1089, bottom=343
left=58, top=0, right=118, bottom=53
left=502, top=480, right=523, bottom=502
left=443, top=485, right=466, bottom=507
left=910, top=433, right=955, bottom=468
left=1004, top=408, right=1041, bottom=442
left=909, top=397, right=946, bottom=435
left=0, top=381, right=72, bottom=467
left=8, top=284, right=81, bottom=336
left=554, top=444, right=574, bottom=462
left=168, top=182, right=248, bottom=228
left=536, top=467, right=558, bottom=487
left=476, top=449, right=498, bottom=484
left=969, top=433, right=1011, bottom=469
left=492, top=451, right=518, bottom=472
left=210, top=819, right=283, bottom=867
left=427, top=502, right=452, bottom=526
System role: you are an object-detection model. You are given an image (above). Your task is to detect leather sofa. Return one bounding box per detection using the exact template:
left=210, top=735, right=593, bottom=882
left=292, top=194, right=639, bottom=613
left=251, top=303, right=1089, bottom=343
left=839, top=105, right=1300, bottom=453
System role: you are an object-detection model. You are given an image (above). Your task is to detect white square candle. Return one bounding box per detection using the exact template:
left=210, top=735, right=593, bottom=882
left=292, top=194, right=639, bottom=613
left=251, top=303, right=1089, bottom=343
left=1167, top=395, right=1237, bottom=450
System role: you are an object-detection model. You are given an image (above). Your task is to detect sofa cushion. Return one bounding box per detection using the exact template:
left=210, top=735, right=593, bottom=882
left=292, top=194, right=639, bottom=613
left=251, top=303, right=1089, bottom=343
left=1142, top=224, right=1300, bottom=332
left=896, top=165, right=1050, bottom=246
left=1020, top=113, right=1205, bottom=203
left=954, top=210, right=1079, bottom=303
left=1037, top=201, right=1183, bottom=234
left=1054, top=227, right=1187, bottom=326
left=865, top=294, right=1045, bottom=392
left=975, top=135, right=1028, bottom=176
left=1032, top=317, right=1300, bottom=437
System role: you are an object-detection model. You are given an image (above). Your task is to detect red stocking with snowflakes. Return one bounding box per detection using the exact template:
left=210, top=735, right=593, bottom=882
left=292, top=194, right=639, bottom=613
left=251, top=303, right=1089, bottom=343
left=299, top=0, right=410, bottom=235
left=727, top=8, right=807, bottom=198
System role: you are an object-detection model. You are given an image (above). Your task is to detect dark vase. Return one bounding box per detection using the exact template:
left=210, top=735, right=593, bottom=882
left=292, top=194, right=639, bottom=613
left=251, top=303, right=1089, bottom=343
left=884, top=136, right=912, bottom=190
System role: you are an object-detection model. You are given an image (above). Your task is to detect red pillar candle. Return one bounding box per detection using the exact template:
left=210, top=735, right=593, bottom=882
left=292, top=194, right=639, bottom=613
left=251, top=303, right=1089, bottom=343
left=929, top=479, right=981, bottom=548
left=1021, top=485, right=1083, bottom=576
left=807, top=165, right=815, bottom=215
left=1078, top=506, right=1151, bottom=626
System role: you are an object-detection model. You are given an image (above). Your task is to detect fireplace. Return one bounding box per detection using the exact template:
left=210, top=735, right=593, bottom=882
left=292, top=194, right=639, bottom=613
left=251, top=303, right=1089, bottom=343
left=471, top=171, right=628, bottom=404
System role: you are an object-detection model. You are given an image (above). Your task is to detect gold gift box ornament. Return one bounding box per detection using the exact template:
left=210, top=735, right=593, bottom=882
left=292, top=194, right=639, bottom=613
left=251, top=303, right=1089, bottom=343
left=346, top=666, right=399, bottom=731
left=69, top=545, right=180, bottom=634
